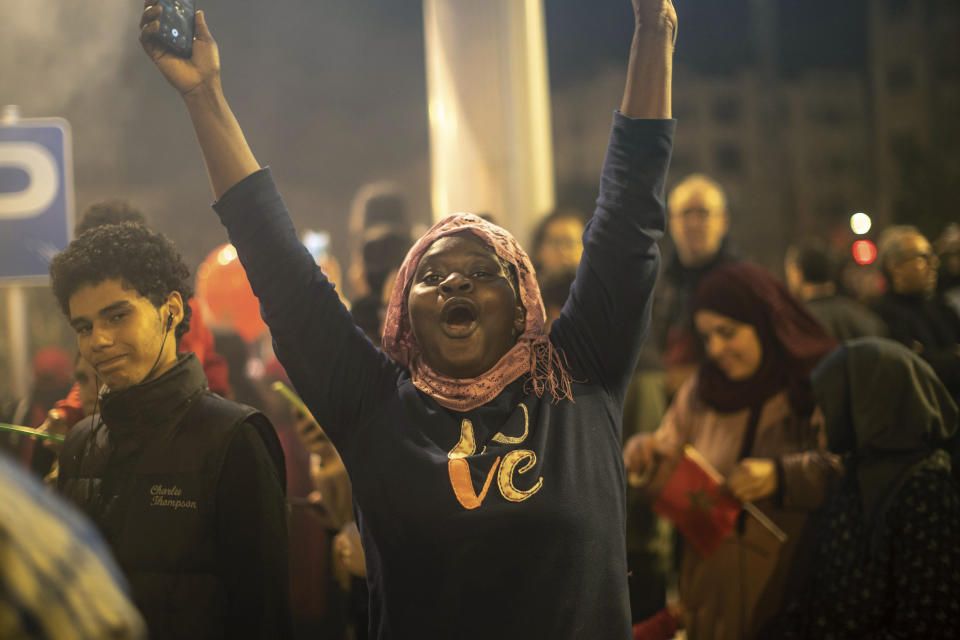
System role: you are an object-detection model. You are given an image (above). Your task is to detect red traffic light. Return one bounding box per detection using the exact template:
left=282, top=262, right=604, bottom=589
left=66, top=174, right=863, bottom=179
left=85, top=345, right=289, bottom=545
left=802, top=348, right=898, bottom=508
left=852, top=239, right=877, bottom=265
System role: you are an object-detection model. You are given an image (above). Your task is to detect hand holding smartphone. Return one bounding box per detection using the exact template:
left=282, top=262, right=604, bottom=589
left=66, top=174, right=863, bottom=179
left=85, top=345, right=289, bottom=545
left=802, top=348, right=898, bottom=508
left=152, top=0, right=197, bottom=58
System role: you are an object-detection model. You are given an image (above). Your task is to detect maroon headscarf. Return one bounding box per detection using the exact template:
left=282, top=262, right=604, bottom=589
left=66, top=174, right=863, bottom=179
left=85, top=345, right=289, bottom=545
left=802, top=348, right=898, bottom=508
left=691, top=262, right=837, bottom=415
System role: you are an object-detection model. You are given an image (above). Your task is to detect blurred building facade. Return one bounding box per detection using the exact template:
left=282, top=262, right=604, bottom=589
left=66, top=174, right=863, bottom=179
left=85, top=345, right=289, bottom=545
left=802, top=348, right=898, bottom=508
left=551, top=64, right=870, bottom=268
left=553, top=0, right=960, bottom=268
left=782, top=71, right=872, bottom=236
left=868, top=0, right=960, bottom=230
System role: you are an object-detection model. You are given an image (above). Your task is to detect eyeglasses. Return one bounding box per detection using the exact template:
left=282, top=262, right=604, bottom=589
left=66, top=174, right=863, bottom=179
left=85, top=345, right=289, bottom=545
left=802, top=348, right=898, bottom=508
left=542, top=236, right=580, bottom=250
left=670, top=207, right=720, bottom=221
left=896, top=251, right=938, bottom=267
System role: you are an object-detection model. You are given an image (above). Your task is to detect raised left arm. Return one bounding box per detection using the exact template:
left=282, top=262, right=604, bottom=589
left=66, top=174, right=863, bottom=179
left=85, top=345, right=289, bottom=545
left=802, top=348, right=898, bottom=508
left=550, top=2, right=676, bottom=402
left=621, top=0, right=676, bottom=119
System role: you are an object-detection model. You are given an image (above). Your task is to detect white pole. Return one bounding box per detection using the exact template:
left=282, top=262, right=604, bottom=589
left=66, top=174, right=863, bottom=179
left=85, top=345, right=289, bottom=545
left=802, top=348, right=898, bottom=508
left=5, top=287, right=29, bottom=401
left=422, top=0, right=555, bottom=245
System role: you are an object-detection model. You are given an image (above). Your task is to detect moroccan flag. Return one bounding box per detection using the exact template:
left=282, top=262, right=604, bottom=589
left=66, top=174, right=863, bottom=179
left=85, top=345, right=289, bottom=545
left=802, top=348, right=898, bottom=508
left=652, top=445, right=741, bottom=557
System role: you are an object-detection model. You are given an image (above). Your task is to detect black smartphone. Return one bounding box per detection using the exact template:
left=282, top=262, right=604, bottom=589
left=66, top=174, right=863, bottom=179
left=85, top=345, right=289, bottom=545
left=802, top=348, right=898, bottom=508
left=153, top=0, right=197, bottom=58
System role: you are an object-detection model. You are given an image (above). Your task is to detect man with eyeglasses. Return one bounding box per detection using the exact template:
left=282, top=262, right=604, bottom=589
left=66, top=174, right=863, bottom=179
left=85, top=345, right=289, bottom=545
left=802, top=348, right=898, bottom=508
left=874, top=225, right=960, bottom=402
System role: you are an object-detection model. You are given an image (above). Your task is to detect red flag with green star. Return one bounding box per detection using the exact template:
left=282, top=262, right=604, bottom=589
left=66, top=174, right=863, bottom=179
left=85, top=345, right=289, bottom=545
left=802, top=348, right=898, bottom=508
left=652, top=445, right=741, bottom=557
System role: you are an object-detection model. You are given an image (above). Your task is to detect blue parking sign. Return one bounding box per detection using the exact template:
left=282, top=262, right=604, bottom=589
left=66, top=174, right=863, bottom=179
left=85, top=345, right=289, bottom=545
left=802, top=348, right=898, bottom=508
left=0, top=118, right=74, bottom=283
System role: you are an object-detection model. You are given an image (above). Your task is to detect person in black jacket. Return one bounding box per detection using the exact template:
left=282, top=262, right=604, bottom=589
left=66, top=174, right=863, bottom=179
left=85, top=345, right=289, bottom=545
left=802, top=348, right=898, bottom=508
left=784, top=237, right=888, bottom=341
left=874, top=225, right=960, bottom=402
left=49, top=222, right=293, bottom=640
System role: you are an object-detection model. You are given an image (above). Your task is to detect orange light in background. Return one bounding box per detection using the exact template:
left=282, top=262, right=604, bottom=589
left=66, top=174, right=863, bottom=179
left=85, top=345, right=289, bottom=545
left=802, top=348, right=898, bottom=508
left=852, top=239, right=877, bottom=265
left=216, top=244, right=238, bottom=265
left=196, top=243, right=267, bottom=342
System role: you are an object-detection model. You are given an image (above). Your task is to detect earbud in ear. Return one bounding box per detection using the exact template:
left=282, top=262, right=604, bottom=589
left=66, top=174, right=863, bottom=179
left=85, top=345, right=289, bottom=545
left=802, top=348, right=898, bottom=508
left=166, top=313, right=174, bottom=330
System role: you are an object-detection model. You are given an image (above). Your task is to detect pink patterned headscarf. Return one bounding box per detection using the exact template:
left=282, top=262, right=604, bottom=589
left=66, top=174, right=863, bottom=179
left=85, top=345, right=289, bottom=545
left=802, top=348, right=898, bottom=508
left=382, top=213, right=573, bottom=412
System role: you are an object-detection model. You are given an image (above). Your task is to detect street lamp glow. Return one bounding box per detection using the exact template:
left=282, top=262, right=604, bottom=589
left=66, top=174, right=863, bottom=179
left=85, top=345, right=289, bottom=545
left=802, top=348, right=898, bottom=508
left=850, top=212, right=872, bottom=235
left=217, top=244, right=238, bottom=266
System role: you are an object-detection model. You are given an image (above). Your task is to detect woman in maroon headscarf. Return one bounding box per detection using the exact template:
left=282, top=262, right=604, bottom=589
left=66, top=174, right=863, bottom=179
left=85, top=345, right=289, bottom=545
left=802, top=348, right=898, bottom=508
left=625, top=262, right=842, bottom=640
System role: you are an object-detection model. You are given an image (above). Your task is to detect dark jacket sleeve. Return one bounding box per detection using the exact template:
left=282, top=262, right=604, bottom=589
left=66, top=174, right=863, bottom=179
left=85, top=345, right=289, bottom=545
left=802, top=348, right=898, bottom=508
left=550, top=114, right=674, bottom=405
left=212, top=170, right=398, bottom=450
left=215, top=422, right=294, bottom=639
left=877, top=300, right=960, bottom=400
left=777, top=412, right=842, bottom=510
left=919, top=302, right=960, bottom=398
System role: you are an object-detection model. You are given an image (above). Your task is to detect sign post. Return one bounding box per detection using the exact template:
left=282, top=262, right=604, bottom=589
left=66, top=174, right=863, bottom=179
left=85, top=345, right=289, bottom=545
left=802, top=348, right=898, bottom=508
left=5, top=287, right=28, bottom=401
left=0, top=105, right=74, bottom=400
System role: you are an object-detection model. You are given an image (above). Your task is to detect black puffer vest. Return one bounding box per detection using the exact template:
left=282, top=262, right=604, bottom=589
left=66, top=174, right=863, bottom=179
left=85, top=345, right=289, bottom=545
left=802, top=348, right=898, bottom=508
left=58, top=354, right=285, bottom=639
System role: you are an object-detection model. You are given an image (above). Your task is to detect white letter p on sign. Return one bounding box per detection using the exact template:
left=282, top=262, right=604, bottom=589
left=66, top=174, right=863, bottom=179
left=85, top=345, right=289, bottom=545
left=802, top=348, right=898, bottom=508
left=0, top=142, right=58, bottom=219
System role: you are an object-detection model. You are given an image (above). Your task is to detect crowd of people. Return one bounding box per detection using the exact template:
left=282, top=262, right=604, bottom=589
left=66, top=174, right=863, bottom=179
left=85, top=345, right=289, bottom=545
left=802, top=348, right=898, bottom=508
left=1, top=0, right=958, bottom=638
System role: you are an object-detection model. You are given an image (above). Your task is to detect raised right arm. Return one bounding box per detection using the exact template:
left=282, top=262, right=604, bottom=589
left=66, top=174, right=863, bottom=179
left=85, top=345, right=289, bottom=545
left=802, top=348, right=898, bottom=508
left=140, top=6, right=259, bottom=198
left=139, top=4, right=395, bottom=443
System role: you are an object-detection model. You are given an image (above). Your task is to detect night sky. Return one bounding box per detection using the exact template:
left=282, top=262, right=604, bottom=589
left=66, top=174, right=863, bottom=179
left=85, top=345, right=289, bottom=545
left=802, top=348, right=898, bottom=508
left=545, top=0, right=868, bottom=86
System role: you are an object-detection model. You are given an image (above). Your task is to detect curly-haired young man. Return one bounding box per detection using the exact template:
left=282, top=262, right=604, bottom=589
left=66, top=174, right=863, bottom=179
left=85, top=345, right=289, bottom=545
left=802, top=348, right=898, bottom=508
left=37, top=201, right=230, bottom=457
left=49, top=222, right=293, bottom=639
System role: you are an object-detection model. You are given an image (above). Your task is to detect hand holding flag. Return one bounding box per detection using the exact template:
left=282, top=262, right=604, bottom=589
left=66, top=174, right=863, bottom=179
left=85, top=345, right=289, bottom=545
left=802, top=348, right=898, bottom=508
left=652, top=445, right=786, bottom=557
left=727, top=457, right=778, bottom=503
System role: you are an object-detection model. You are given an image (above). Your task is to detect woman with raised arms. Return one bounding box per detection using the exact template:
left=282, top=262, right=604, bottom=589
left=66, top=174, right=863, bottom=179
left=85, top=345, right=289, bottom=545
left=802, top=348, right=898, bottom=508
left=140, top=1, right=676, bottom=637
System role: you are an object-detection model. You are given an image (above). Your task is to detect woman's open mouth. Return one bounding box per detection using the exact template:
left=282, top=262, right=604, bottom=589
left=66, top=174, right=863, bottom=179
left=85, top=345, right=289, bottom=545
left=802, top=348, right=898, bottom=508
left=440, top=299, right=479, bottom=338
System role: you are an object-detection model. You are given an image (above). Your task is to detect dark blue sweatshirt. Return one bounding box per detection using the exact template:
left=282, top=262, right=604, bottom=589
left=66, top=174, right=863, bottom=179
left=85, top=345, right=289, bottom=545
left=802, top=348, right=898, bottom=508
left=214, top=113, right=674, bottom=639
